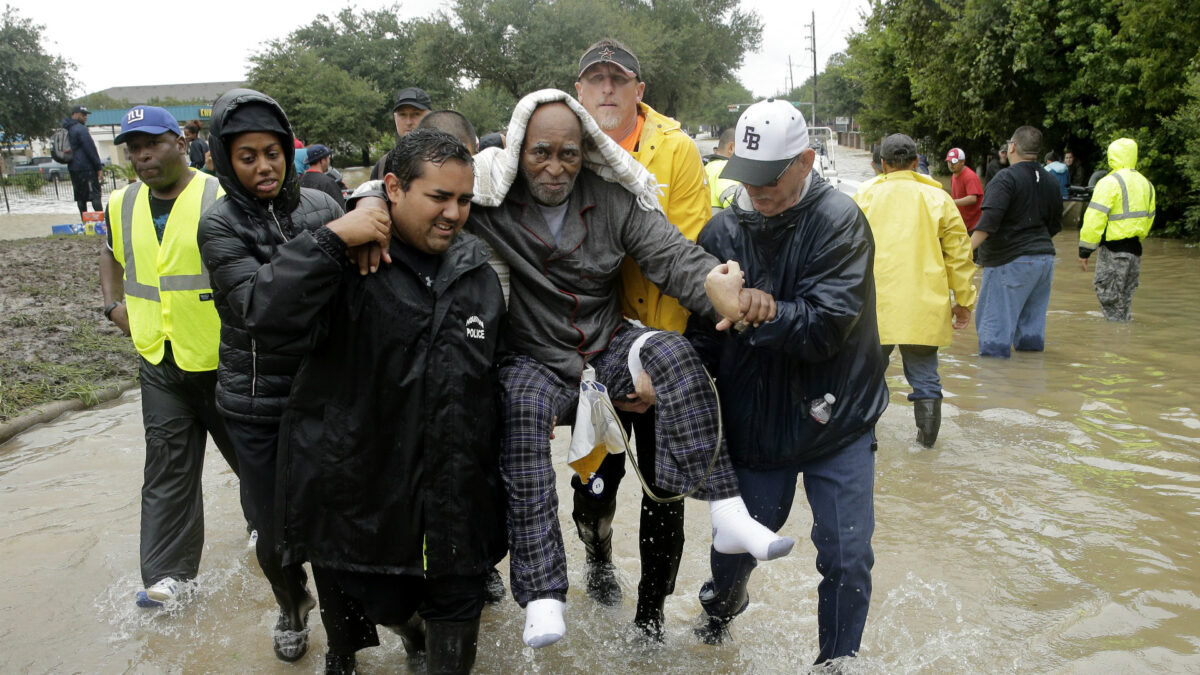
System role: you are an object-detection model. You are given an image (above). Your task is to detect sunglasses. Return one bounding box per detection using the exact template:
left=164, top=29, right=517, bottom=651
left=760, top=155, right=798, bottom=188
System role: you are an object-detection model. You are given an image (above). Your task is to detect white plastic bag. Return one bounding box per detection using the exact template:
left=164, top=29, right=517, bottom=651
left=567, top=366, right=627, bottom=480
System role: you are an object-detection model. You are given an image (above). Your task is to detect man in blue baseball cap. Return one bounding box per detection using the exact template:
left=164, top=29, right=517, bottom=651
left=299, top=143, right=345, bottom=208
left=99, top=105, right=247, bottom=616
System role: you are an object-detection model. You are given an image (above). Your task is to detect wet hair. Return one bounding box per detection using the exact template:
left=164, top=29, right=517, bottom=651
left=1010, top=125, right=1042, bottom=158
left=384, top=128, right=473, bottom=191
left=718, top=127, right=736, bottom=148
left=1044, top=149, right=1059, bottom=163
left=418, top=110, right=478, bottom=154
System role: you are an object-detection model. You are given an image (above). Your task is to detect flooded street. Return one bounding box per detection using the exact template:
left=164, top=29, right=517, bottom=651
left=3, top=148, right=1199, bottom=673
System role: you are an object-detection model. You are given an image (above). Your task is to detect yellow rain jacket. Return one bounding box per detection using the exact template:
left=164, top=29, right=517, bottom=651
left=1080, top=138, right=1155, bottom=251
left=619, top=102, right=711, bottom=333
left=853, top=170, right=977, bottom=347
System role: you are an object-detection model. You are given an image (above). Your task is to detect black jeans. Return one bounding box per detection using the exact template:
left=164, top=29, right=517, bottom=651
left=223, top=418, right=311, bottom=622
left=69, top=170, right=102, bottom=214
left=138, top=344, right=240, bottom=586
left=573, top=407, right=686, bottom=603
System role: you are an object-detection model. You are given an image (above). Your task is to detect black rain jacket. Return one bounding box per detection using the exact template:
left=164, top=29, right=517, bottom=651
left=687, top=174, right=889, bottom=468
left=266, top=233, right=508, bottom=576
left=197, top=88, right=346, bottom=423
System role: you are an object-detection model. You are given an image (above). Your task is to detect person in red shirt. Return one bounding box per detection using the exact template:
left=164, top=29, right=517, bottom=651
left=947, top=147, right=983, bottom=231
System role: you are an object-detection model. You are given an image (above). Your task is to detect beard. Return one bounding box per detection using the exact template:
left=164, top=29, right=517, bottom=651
left=520, top=163, right=576, bottom=206
left=592, top=108, right=623, bottom=131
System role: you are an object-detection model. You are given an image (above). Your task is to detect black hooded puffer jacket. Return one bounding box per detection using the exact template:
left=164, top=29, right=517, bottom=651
left=198, top=88, right=348, bottom=423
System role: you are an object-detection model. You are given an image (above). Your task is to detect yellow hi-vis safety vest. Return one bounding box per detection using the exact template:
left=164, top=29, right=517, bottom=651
left=109, top=172, right=223, bottom=372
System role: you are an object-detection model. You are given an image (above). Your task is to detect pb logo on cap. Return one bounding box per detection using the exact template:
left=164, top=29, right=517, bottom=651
left=743, top=126, right=761, bottom=151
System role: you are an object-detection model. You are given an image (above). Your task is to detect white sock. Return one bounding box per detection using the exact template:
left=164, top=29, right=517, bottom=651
left=710, top=496, right=795, bottom=561
left=523, top=598, right=565, bottom=648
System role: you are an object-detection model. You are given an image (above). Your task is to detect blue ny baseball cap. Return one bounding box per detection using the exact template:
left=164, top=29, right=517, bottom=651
left=115, top=106, right=183, bottom=144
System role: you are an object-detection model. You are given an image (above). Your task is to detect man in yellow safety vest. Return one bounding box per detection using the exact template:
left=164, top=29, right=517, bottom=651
left=99, top=105, right=242, bottom=609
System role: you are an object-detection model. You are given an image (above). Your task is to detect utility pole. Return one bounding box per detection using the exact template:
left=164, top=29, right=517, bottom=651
left=805, top=11, right=818, bottom=125
left=788, top=54, right=795, bottom=94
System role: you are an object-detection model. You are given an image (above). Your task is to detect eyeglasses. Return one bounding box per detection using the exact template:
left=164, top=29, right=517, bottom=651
left=761, top=155, right=798, bottom=187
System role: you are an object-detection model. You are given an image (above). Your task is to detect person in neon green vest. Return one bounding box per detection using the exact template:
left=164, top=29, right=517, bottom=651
left=99, top=105, right=244, bottom=611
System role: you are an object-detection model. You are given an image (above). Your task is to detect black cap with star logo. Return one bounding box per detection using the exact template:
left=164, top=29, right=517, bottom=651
left=577, top=39, right=642, bottom=80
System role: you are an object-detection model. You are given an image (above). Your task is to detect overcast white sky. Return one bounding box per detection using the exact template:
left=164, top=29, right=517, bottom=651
left=14, top=0, right=869, bottom=99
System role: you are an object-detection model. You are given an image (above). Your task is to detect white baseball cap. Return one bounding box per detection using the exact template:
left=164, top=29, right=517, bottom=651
left=721, top=99, right=809, bottom=186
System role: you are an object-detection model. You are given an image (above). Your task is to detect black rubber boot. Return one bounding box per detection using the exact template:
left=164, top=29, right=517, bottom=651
left=914, top=398, right=942, bottom=448
left=384, top=613, right=426, bottom=657
left=324, top=652, right=356, bottom=675
left=426, top=619, right=480, bottom=675
left=632, top=496, right=685, bottom=641
left=272, top=592, right=316, bottom=662
left=694, top=578, right=750, bottom=645
left=572, top=488, right=622, bottom=606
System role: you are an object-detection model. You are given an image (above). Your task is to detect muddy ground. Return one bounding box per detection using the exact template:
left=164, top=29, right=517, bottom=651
left=0, top=235, right=137, bottom=421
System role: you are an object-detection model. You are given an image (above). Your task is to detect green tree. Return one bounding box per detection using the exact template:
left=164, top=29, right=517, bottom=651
left=813, top=52, right=863, bottom=123
left=838, top=0, right=1200, bottom=235
left=0, top=6, right=74, bottom=144
left=76, top=92, right=130, bottom=111
left=612, top=0, right=762, bottom=118
left=677, top=78, right=754, bottom=134
left=1164, top=62, right=1200, bottom=237
left=288, top=7, right=460, bottom=106
left=251, top=6, right=464, bottom=163
left=455, top=83, right=517, bottom=137
left=445, top=0, right=761, bottom=118
left=247, top=47, right=385, bottom=160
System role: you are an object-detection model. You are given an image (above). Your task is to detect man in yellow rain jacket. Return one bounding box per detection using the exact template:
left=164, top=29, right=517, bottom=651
left=99, top=106, right=241, bottom=608
left=1079, top=138, right=1155, bottom=321
left=573, top=37, right=712, bottom=640
left=853, top=134, right=976, bottom=447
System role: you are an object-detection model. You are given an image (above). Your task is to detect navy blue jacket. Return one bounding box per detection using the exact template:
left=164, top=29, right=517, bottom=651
left=687, top=174, right=889, bottom=468
left=62, top=117, right=102, bottom=173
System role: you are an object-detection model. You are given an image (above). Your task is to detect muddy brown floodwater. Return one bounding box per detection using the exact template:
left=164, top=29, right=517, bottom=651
left=2, top=152, right=1198, bottom=673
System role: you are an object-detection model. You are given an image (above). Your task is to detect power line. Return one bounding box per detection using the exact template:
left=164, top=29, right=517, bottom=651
left=805, top=10, right=817, bottom=125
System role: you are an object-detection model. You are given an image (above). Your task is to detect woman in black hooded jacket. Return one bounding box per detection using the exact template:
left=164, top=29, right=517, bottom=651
left=198, top=88, right=389, bottom=667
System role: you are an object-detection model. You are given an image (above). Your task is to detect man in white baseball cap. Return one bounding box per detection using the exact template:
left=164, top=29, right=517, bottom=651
left=688, top=98, right=888, bottom=665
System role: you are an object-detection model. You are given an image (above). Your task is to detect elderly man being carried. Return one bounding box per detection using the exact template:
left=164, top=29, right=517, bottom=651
left=354, top=90, right=794, bottom=649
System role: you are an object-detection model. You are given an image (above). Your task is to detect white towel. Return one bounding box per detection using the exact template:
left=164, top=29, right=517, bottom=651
left=471, top=89, right=665, bottom=214
left=350, top=89, right=664, bottom=306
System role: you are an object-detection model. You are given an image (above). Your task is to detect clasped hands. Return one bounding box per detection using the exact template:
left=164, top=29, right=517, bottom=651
left=705, top=260, right=776, bottom=332
left=326, top=197, right=392, bottom=274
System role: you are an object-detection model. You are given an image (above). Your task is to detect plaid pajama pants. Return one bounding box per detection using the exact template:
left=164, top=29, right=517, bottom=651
left=498, top=324, right=740, bottom=605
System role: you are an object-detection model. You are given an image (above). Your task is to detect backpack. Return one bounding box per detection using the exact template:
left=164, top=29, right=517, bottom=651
left=51, top=128, right=73, bottom=163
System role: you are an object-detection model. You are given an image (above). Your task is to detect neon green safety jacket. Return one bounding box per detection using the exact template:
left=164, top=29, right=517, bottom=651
left=1080, top=138, right=1155, bottom=254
